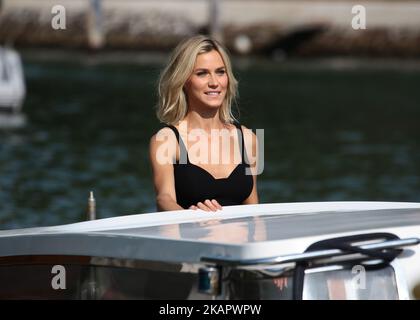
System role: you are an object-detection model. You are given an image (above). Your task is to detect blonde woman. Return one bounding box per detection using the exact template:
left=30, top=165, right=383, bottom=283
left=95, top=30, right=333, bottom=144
left=149, top=35, right=259, bottom=212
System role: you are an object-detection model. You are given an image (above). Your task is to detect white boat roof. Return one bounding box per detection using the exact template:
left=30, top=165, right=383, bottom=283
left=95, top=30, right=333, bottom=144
left=1, top=201, right=420, bottom=263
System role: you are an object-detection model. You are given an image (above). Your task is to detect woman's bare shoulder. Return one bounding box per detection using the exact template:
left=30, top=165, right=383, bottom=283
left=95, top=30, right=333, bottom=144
left=149, top=126, right=179, bottom=165
left=150, top=127, right=177, bottom=145
left=239, top=124, right=258, bottom=160
left=240, top=124, right=257, bottom=139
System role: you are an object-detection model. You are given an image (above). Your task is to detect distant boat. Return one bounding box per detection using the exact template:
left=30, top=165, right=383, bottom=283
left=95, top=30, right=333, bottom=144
left=0, top=201, right=419, bottom=299
left=0, top=46, right=26, bottom=128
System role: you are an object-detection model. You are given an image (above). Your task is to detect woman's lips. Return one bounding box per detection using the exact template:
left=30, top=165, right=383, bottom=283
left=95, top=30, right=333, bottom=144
left=204, top=91, right=222, bottom=97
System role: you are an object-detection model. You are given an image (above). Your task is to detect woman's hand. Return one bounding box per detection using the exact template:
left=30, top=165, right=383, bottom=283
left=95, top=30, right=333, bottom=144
left=189, top=199, right=222, bottom=212
left=273, top=277, right=289, bottom=290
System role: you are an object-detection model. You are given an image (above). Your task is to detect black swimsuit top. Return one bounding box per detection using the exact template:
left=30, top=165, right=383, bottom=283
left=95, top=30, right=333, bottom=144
left=165, top=122, right=254, bottom=209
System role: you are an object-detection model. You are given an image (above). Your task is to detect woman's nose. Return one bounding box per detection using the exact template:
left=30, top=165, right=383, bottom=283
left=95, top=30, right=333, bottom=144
left=208, top=73, right=218, bottom=87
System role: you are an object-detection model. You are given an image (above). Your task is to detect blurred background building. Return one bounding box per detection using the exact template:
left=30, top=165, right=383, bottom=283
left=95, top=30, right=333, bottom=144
left=1, top=0, right=420, bottom=56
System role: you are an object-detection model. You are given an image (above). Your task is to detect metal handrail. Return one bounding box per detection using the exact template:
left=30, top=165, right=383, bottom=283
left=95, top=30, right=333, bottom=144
left=201, top=237, right=420, bottom=267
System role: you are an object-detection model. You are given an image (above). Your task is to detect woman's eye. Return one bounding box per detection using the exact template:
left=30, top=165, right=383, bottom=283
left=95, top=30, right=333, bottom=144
left=196, top=72, right=207, bottom=77
left=217, top=70, right=226, bottom=75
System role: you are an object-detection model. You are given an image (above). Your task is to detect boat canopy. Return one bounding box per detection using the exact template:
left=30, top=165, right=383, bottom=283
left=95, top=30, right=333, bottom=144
left=1, top=201, right=420, bottom=263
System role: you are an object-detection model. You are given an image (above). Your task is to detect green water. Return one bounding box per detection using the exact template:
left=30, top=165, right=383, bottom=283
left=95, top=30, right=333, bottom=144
left=1, top=52, right=420, bottom=229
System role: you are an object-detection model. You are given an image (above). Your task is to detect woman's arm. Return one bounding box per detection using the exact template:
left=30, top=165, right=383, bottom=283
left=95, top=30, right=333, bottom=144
left=242, top=126, right=259, bottom=205
left=149, top=128, right=184, bottom=211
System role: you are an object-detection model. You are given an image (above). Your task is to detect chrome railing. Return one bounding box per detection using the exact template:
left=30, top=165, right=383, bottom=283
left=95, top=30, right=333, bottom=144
left=201, top=237, right=420, bottom=267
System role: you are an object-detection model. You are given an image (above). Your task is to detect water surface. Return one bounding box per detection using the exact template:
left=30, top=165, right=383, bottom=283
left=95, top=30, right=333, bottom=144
left=1, top=52, right=420, bottom=229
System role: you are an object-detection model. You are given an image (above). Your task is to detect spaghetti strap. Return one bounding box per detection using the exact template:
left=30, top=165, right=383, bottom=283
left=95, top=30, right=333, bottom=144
left=163, top=125, right=188, bottom=164
left=233, top=122, right=249, bottom=165
left=164, top=124, right=179, bottom=142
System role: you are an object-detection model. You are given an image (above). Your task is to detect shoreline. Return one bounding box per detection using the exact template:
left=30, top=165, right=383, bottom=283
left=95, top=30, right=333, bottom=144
left=19, top=48, right=420, bottom=71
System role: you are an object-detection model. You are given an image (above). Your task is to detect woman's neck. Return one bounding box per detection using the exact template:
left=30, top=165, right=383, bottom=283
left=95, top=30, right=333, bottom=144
left=182, top=109, right=226, bottom=133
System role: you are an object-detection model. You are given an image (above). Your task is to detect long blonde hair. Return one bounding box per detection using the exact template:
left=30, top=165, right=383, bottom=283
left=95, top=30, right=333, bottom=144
left=156, top=35, right=238, bottom=125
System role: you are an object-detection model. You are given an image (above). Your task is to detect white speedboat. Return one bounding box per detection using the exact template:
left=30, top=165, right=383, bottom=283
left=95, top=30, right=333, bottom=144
left=0, top=46, right=26, bottom=128
left=0, top=46, right=25, bottom=111
left=0, top=201, right=419, bottom=300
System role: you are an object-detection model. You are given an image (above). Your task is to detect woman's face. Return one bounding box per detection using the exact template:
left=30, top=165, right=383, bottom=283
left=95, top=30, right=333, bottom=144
left=184, top=50, right=228, bottom=110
